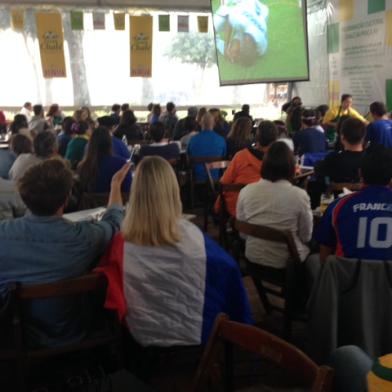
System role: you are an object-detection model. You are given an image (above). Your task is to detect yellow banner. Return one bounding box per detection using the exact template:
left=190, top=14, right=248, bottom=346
left=11, top=9, right=24, bottom=31
left=36, top=13, right=66, bottom=78
left=339, top=0, right=353, bottom=22
left=114, top=13, right=125, bottom=30
left=386, top=11, right=392, bottom=47
left=130, top=16, right=152, bottom=77
left=198, top=16, right=208, bottom=33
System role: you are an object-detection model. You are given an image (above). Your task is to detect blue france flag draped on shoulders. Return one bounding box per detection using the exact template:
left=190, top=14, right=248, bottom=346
left=96, top=219, right=253, bottom=347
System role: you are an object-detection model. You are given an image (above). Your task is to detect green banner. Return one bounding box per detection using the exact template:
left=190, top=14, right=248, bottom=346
left=70, top=11, right=83, bottom=30
left=327, top=23, right=339, bottom=54
left=386, top=80, right=392, bottom=111
left=368, top=0, right=385, bottom=15
left=159, top=15, right=170, bottom=32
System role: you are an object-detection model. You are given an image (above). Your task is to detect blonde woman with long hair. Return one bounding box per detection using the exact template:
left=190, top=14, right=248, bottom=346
left=96, top=156, right=252, bottom=347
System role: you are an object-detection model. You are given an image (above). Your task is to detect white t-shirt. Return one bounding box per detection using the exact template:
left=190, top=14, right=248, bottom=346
left=236, top=179, right=313, bottom=268
left=9, top=153, right=42, bottom=181
left=0, top=178, right=26, bottom=220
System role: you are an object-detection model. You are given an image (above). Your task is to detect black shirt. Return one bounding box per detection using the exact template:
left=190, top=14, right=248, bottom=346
left=140, top=143, right=180, bottom=161
left=315, top=150, right=365, bottom=183
left=114, top=124, right=143, bottom=143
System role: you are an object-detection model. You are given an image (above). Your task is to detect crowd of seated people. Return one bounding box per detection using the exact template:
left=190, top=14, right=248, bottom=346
left=0, top=95, right=392, bottom=389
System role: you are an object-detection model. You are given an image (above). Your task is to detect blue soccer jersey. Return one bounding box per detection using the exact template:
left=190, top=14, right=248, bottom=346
left=315, top=186, right=392, bottom=260
left=366, top=119, right=392, bottom=149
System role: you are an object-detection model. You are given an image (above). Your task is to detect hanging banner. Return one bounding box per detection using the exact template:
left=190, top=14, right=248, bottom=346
left=327, top=0, right=392, bottom=112
left=130, top=16, right=153, bottom=77
left=178, top=15, right=189, bottom=33
left=159, top=15, right=170, bottom=32
left=11, top=9, right=24, bottom=31
left=197, top=16, right=208, bottom=33
left=114, top=13, right=125, bottom=30
left=36, top=12, right=66, bottom=78
left=70, top=10, right=84, bottom=30
left=93, top=12, right=105, bottom=30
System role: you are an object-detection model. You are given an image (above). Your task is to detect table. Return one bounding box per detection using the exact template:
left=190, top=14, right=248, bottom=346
left=64, top=207, right=197, bottom=223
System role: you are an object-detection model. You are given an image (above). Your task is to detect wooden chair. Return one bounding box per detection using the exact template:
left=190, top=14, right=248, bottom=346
left=78, top=192, right=129, bottom=210
left=0, top=273, right=123, bottom=392
left=217, top=183, right=246, bottom=249
left=191, top=314, right=334, bottom=392
left=187, top=156, right=224, bottom=213
left=202, top=160, right=230, bottom=232
left=293, top=168, right=314, bottom=190
left=234, top=220, right=306, bottom=338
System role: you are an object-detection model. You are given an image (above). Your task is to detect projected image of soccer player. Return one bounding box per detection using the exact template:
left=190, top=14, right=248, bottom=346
left=211, top=0, right=309, bottom=85
left=213, top=0, right=269, bottom=66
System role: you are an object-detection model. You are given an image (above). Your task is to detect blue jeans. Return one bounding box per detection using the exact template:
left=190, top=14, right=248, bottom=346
left=329, top=345, right=373, bottom=392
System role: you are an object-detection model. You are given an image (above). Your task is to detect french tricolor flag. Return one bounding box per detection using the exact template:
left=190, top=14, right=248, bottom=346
left=95, top=221, right=253, bottom=347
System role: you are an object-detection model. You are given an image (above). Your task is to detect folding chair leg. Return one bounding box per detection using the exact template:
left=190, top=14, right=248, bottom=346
left=252, top=278, right=273, bottom=315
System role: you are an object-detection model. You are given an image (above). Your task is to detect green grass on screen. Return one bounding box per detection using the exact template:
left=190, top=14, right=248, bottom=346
left=212, top=0, right=309, bottom=84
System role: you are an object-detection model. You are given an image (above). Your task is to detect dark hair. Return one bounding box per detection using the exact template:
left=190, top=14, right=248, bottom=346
left=72, top=121, right=89, bottom=135
left=10, top=114, right=28, bottom=134
left=370, top=101, right=387, bottom=117
left=341, top=118, right=366, bottom=145
left=78, top=126, right=112, bottom=191
left=80, top=106, right=92, bottom=121
left=261, top=141, right=296, bottom=182
left=289, top=106, right=303, bottom=132
left=97, top=116, right=117, bottom=129
left=241, top=104, right=250, bottom=112
left=62, top=116, right=76, bottom=136
left=150, top=122, right=165, bottom=142
left=197, top=107, right=207, bottom=124
left=152, top=104, right=161, bottom=117
left=256, top=121, right=278, bottom=147
left=166, top=102, right=175, bottom=112
left=336, top=115, right=351, bottom=137
left=227, top=117, right=252, bottom=144
left=34, top=130, right=57, bottom=158
left=17, top=158, right=73, bottom=216
left=341, top=94, right=352, bottom=102
left=121, top=110, right=137, bottom=126
left=121, top=103, right=130, bottom=112
left=361, top=147, right=392, bottom=186
left=33, top=104, right=43, bottom=116
left=24, top=102, right=31, bottom=109
left=111, top=104, right=121, bottom=113
left=10, top=134, right=32, bottom=156
left=302, top=108, right=317, bottom=127
left=47, top=104, right=59, bottom=118
left=147, top=102, right=154, bottom=112
left=316, top=104, right=329, bottom=118
left=281, top=102, right=291, bottom=113
left=184, top=117, right=198, bottom=133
